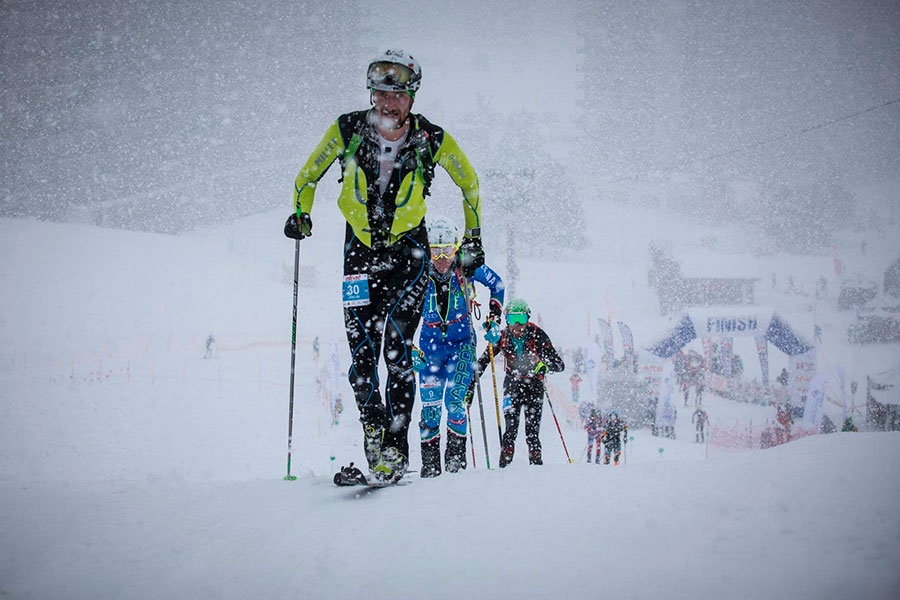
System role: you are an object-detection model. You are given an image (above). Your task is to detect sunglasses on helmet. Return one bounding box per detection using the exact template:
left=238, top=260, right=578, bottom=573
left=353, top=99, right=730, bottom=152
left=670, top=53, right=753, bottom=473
left=429, top=244, right=458, bottom=260
left=506, top=313, right=529, bottom=326
left=368, top=62, right=414, bottom=88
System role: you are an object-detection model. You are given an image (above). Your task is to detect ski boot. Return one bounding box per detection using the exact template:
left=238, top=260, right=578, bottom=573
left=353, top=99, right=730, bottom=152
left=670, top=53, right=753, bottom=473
left=445, top=432, right=467, bottom=473
left=499, top=446, right=515, bottom=468
left=420, top=438, right=442, bottom=478
left=363, top=424, right=384, bottom=473
left=528, top=450, right=543, bottom=466
left=373, top=447, right=408, bottom=484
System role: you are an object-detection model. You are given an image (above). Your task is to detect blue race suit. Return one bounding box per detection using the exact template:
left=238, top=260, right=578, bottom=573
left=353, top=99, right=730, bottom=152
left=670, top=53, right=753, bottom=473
left=418, top=263, right=504, bottom=442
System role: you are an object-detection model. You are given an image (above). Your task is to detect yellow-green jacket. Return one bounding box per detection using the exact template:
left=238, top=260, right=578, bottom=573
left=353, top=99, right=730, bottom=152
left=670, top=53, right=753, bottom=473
left=294, top=110, right=481, bottom=248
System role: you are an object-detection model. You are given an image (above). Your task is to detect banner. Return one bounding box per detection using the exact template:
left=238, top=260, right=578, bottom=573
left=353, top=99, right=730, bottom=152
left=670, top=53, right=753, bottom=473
left=617, top=321, right=635, bottom=372
left=640, top=350, right=665, bottom=396
left=802, top=369, right=828, bottom=430
left=597, top=318, right=615, bottom=371
left=655, top=362, right=678, bottom=430
left=835, top=365, right=847, bottom=420
left=754, top=333, right=769, bottom=386
left=789, top=349, right=817, bottom=408
left=580, top=337, right=603, bottom=399
left=720, top=336, right=733, bottom=378
left=702, top=336, right=713, bottom=376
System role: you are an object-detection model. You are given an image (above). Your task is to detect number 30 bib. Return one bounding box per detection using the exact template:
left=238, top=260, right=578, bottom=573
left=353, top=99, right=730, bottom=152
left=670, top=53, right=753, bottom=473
left=342, top=274, right=371, bottom=307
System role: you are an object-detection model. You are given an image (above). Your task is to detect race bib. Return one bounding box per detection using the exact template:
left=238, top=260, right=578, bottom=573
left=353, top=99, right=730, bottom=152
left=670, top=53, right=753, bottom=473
left=342, top=274, right=371, bottom=307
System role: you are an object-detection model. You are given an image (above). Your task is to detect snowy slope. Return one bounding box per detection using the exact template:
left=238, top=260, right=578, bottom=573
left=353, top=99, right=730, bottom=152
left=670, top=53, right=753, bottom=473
left=3, top=434, right=899, bottom=600
left=2, top=214, right=899, bottom=599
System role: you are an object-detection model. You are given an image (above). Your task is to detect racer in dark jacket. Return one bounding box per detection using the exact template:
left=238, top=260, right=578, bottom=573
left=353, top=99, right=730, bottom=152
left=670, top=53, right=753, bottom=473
left=601, top=411, right=628, bottom=465
left=475, top=299, right=564, bottom=467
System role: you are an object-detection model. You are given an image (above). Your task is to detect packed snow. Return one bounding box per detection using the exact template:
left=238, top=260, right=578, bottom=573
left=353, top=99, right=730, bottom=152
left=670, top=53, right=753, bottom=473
left=2, top=209, right=899, bottom=599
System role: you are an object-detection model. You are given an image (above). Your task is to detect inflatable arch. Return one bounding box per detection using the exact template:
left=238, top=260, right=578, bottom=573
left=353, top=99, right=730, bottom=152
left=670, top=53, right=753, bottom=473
left=642, top=309, right=815, bottom=407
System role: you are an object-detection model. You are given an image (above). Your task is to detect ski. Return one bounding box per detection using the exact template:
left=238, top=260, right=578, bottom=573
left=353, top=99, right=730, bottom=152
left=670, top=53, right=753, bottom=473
left=333, top=462, right=412, bottom=487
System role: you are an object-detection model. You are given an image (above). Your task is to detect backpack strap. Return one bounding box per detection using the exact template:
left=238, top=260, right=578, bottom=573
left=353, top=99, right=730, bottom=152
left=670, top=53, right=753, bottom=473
left=344, top=131, right=364, bottom=164
left=409, top=116, right=437, bottom=197
left=337, top=115, right=368, bottom=182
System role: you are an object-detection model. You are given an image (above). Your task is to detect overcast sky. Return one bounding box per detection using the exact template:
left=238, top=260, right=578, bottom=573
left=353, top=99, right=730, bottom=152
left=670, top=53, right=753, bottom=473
left=2, top=0, right=898, bottom=233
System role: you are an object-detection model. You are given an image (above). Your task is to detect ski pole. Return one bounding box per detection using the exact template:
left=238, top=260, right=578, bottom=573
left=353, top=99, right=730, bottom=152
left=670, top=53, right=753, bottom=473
left=284, top=239, right=300, bottom=481
left=466, top=404, right=477, bottom=469
left=487, top=343, right=504, bottom=449
left=462, top=273, right=492, bottom=470
left=473, top=372, right=492, bottom=470
left=545, top=388, right=574, bottom=463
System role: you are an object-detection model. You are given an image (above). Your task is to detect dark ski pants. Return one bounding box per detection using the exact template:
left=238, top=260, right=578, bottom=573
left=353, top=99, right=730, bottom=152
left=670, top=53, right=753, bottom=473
left=586, top=433, right=601, bottom=462
left=343, top=227, right=428, bottom=461
left=695, top=425, right=706, bottom=443
left=603, top=440, right=622, bottom=464
left=500, top=379, right=544, bottom=464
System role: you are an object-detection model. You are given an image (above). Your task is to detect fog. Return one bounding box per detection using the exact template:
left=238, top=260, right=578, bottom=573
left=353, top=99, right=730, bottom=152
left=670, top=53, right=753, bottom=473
left=2, top=0, right=899, bottom=249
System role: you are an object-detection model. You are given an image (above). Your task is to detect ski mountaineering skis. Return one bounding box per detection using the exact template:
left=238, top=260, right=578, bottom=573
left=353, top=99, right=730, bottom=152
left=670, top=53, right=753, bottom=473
left=333, top=462, right=412, bottom=488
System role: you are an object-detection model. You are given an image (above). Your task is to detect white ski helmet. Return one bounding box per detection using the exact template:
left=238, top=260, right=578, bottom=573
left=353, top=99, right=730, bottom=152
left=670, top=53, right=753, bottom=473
left=367, top=49, right=422, bottom=93
left=426, top=217, right=459, bottom=247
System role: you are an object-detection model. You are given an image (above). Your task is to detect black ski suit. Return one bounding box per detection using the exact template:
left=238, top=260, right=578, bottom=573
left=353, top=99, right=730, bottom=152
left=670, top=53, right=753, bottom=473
left=293, top=109, right=482, bottom=471
left=602, top=416, right=628, bottom=465
left=477, top=322, right=564, bottom=466
left=692, top=407, right=709, bottom=443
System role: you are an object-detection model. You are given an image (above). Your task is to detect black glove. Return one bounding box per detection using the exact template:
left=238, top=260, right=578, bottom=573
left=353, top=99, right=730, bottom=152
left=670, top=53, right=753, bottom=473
left=459, top=236, right=484, bottom=278
left=488, top=298, right=502, bottom=324
left=284, top=213, right=313, bottom=240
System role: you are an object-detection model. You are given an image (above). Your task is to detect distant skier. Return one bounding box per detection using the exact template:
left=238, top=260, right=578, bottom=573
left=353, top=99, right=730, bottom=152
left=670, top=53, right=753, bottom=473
left=204, top=334, right=215, bottom=359
left=475, top=298, right=564, bottom=467
left=584, top=407, right=604, bottom=463
left=776, top=368, right=789, bottom=387
left=648, top=395, right=659, bottom=436
left=570, top=372, right=583, bottom=404
left=601, top=411, right=628, bottom=465
left=692, top=405, right=709, bottom=443
left=841, top=417, right=858, bottom=432
left=415, top=218, right=504, bottom=478
left=776, top=403, right=793, bottom=443
left=682, top=350, right=705, bottom=406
